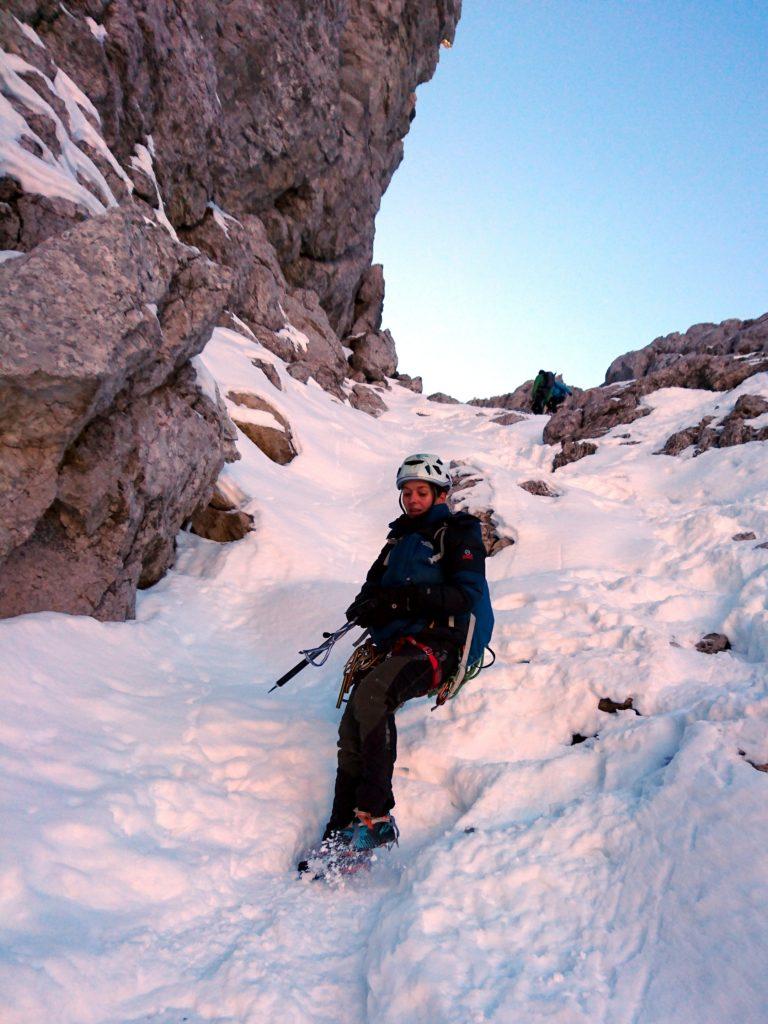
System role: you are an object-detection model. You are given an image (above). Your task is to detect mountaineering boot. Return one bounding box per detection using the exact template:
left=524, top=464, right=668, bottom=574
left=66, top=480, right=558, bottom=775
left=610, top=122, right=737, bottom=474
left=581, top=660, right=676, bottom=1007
left=297, top=821, right=354, bottom=874
left=322, top=820, right=355, bottom=845
left=350, top=810, right=399, bottom=852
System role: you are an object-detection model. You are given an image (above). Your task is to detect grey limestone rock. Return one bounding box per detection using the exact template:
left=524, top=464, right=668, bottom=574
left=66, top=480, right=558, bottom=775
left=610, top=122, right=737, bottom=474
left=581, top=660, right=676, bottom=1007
left=658, top=418, right=715, bottom=457
left=427, top=392, right=460, bottom=405
left=519, top=480, right=560, bottom=497
left=540, top=313, right=768, bottom=449
left=658, top=395, right=768, bottom=457
left=598, top=697, right=639, bottom=715
left=492, top=412, right=525, bottom=426
left=544, top=386, right=651, bottom=447
left=188, top=482, right=254, bottom=543
left=0, top=1, right=463, bottom=619
left=695, top=633, right=732, bottom=655
left=552, top=441, right=598, bottom=471
left=0, top=208, right=231, bottom=606
left=189, top=506, right=254, bottom=544
left=730, top=394, right=768, bottom=418
left=349, top=384, right=388, bottom=418
left=471, top=380, right=583, bottom=414
left=0, top=365, right=228, bottom=620
left=470, top=382, right=533, bottom=412
left=393, top=373, right=423, bottom=394
left=544, top=353, right=768, bottom=448
left=182, top=211, right=349, bottom=394
left=251, top=359, right=283, bottom=392
left=348, top=264, right=385, bottom=337
left=448, top=461, right=515, bottom=557
left=227, top=391, right=298, bottom=466
left=348, top=329, right=398, bottom=382
left=605, top=314, right=768, bottom=384
left=2, top=0, right=460, bottom=337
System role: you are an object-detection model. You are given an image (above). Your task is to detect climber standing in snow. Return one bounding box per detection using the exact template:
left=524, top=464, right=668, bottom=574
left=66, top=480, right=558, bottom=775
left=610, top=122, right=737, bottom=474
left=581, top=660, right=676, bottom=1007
left=531, top=369, right=554, bottom=414
left=531, top=369, right=572, bottom=415
left=300, top=454, right=493, bottom=871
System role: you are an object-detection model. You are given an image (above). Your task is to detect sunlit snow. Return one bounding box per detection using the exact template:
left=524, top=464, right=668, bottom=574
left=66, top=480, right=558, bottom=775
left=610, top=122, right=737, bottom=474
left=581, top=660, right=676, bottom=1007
left=1, top=325, right=767, bottom=1024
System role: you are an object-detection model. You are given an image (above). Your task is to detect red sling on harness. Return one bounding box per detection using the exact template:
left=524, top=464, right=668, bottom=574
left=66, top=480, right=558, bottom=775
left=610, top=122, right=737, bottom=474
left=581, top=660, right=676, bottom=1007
left=391, top=635, right=442, bottom=692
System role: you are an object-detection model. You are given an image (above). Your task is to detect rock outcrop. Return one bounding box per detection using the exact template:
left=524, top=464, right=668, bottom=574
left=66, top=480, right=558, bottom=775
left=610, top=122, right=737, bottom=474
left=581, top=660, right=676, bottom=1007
left=491, top=411, right=525, bottom=426
left=1, top=2, right=460, bottom=336
left=189, top=486, right=254, bottom=544
left=544, top=349, right=768, bottom=449
left=393, top=373, right=423, bottom=393
left=0, top=207, right=233, bottom=619
left=227, top=392, right=298, bottom=466
left=552, top=441, right=597, bottom=472
left=518, top=480, right=560, bottom=497
left=348, top=328, right=398, bottom=382
left=598, top=697, right=639, bottom=715
left=695, top=633, right=732, bottom=655
left=0, top=1, right=462, bottom=619
left=449, top=461, right=515, bottom=557
left=658, top=394, right=768, bottom=457
left=349, top=384, right=387, bottom=418
left=471, top=317, right=768, bottom=459
left=604, top=314, right=768, bottom=384
left=470, top=380, right=583, bottom=414
left=469, top=382, right=533, bottom=412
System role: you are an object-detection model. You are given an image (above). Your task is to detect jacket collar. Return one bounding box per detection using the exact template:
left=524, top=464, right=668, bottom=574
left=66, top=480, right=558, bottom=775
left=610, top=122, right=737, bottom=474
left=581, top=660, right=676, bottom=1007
left=389, top=502, right=451, bottom=535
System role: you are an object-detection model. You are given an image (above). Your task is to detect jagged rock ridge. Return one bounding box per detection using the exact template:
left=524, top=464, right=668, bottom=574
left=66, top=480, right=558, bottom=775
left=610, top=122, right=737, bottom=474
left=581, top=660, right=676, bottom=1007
left=539, top=315, right=768, bottom=470
left=604, top=315, right=768, bottom=384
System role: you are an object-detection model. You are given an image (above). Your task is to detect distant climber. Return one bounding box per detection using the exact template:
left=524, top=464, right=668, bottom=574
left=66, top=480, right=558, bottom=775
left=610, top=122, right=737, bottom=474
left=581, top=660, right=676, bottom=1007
left=298, top=453, right=494, bottom=878
left=531, top=370, right=572, bottom=414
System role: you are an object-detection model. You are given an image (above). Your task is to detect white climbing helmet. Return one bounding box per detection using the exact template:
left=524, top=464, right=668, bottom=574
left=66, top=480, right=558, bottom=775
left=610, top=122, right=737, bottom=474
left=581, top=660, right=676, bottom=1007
left=395, top=453, right=451, bottom=491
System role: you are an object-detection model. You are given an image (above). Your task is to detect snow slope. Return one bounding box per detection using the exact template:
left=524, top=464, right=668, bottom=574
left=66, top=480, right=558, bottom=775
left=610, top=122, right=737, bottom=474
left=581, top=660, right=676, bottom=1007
left=2, top=326, right=767, bottom=1024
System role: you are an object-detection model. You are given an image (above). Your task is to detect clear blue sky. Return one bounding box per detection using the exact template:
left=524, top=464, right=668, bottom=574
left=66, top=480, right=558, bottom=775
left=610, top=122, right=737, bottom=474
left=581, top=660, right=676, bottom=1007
left=373, top=1, right=768, bottom=400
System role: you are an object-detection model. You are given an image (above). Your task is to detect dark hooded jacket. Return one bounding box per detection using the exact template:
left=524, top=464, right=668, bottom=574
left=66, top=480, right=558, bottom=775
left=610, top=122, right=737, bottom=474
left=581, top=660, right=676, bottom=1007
left=353, top=503, right=487, bottom=652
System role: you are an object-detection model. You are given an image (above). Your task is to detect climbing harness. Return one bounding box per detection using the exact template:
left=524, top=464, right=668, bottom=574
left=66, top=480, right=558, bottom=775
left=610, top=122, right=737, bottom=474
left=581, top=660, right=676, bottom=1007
left=391, top=635, right=443, bottom=693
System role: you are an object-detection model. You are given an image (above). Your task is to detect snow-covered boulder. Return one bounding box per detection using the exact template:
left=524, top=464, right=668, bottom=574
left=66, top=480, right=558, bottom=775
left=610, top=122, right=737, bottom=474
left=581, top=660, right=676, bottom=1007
left=658, top=393, right=768, bottom=457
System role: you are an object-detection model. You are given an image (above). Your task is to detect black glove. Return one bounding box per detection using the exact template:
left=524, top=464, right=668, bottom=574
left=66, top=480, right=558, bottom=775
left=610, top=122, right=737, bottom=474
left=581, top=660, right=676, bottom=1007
left=345, top=592, right=383, bottom=625
left=346, top=587, right=408, bottom=627
left=347, top=583, right=471, bottom=627
left=380, top=583, right=472, bottom=618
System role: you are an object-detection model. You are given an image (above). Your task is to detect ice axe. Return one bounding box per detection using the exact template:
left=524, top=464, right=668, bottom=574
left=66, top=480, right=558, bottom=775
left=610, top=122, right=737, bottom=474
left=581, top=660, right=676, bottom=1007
left=268, top=620, right=359, bottom=693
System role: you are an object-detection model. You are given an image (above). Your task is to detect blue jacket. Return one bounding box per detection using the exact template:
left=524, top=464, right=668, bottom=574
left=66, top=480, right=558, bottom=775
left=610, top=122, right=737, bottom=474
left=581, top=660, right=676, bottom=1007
left=356, top=503, right=492, bottom=655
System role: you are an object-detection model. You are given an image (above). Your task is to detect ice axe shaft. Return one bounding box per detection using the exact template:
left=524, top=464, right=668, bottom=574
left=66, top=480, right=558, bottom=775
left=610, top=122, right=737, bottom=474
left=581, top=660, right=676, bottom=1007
left=268, top=657, right=310, bottom=692
left=268, top=620, right=358, bottom=694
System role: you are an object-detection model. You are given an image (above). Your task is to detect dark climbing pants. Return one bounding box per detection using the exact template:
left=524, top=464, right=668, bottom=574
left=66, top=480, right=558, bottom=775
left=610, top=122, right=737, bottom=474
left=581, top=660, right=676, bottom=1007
left=326, top=644, right=458, bottom=831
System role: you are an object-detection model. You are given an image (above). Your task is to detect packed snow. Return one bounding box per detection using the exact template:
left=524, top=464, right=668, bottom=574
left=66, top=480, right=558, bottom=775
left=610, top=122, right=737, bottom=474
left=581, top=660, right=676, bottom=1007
left=2, top=323, right=767, bottom=1024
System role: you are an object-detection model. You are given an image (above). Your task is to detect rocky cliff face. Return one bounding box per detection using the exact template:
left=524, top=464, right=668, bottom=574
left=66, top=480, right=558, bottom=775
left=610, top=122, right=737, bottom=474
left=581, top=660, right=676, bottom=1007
left=0, top=0, right=460, bottom=619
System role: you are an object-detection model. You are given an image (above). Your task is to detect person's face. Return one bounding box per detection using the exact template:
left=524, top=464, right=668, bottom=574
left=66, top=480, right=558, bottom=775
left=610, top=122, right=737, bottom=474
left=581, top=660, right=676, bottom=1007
left=401, top=481, right=446, bottom=517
